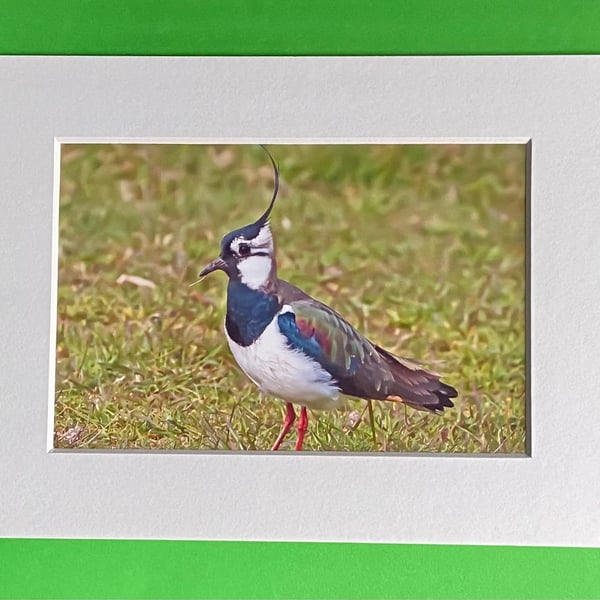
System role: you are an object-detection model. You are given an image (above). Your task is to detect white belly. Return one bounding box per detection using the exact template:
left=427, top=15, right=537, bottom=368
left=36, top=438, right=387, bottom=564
left=225, top=314, right=341, bottom=410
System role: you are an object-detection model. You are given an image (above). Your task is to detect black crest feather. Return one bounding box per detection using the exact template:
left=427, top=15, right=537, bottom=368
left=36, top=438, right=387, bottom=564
left=254, top=144, right=279, bottom=227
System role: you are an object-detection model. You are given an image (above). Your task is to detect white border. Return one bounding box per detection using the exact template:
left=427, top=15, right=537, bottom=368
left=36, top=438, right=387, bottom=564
left=1, top=56, right=599, bottom=546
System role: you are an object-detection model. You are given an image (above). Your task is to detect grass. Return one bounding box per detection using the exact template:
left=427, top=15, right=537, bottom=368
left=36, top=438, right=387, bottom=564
left=54, top=143, right=526, bottom=453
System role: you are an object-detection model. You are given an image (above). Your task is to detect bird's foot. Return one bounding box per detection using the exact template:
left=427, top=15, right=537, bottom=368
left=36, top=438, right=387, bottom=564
left=271, top=403, right=296, bottom=451
left=295, top=406, right=308, bottom=451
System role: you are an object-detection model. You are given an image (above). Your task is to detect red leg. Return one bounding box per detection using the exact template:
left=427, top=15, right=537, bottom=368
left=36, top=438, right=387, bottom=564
left=295, top=406, right=308, bottom=451
left=271, top=403, right=296, bottom=451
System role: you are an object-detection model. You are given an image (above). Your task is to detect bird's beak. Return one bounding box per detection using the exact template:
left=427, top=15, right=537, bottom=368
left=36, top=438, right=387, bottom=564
left=198, top=256, right=227, bottom=278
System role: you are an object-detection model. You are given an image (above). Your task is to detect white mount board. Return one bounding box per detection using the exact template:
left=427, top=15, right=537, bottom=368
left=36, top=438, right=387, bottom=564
left=0, top=56, right=599, bottom=546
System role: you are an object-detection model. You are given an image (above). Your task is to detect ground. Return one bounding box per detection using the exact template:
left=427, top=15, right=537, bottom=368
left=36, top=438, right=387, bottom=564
left=54, top=143, right=526, bottom=452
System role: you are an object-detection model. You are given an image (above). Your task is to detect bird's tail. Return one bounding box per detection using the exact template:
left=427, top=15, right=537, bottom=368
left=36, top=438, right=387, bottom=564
left=374, top=345, right=457, bottom=413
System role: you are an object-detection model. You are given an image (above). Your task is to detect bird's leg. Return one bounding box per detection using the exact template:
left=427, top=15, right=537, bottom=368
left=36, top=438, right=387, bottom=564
left=295, top=406, right=308, bottom=451
left=271, top=403, right=296, bottom=451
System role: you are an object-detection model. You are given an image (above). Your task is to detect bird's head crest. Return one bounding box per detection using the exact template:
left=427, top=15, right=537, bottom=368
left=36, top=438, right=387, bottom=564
left=198, top=145, right=280, bottom=290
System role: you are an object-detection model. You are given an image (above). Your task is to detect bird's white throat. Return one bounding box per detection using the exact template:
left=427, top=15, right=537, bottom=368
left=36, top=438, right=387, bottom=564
left=237, top=255, right=273, bottom=289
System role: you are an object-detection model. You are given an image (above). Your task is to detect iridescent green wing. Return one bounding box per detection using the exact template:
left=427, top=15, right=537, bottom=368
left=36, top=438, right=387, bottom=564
left=277, top=299, right=386, bottom=393
left=277, top=297, right=457, bottom=409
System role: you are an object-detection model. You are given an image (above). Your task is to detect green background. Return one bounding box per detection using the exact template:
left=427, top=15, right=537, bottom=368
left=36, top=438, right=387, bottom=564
left=2, top=1, right=599, bottom=598
left=2, top=0, right=600, bottom=55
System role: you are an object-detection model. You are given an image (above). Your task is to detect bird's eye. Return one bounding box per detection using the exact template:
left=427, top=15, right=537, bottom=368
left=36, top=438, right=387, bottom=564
left=238, top=243, right=251, bottom=257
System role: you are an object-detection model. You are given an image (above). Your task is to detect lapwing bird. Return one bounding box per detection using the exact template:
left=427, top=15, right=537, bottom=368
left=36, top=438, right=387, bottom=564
left=198, top=148, right=457, bottom=451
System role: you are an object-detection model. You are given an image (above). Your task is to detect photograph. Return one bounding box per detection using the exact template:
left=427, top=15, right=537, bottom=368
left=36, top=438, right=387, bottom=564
left=54, top=143, right=526, bottom=452
left=3, top=1, right=599, bottom=596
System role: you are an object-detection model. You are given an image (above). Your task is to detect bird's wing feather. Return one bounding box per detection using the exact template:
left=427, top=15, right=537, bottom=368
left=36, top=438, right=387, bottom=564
left=276, top=295, right=457, bottom=412
left=277, top=299, right=377, bottom=382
